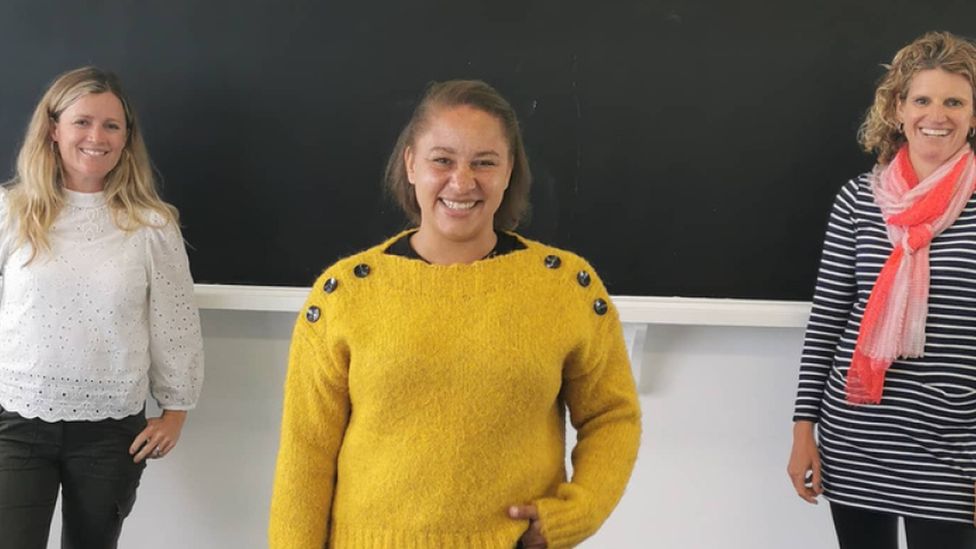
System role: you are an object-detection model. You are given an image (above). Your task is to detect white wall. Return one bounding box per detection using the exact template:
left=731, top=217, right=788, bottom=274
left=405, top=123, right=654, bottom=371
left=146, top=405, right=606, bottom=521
left=46, top=311, right=838, bottom=548
left=601, top=324, right=835, bottom=548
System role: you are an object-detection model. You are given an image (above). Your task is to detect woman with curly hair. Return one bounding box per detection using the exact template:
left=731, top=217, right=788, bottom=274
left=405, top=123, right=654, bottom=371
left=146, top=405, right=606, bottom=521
left=788, top=31, right=976, bottom=547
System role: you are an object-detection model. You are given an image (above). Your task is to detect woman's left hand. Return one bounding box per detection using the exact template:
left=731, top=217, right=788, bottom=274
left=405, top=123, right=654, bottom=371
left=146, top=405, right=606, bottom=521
left=509, top=504, right=548, bottom=548
left=129, top=410, right=187, bottom=463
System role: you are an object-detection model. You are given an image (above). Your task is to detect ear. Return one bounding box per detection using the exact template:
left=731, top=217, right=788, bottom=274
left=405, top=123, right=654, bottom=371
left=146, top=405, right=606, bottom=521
left=50, top=123, right=59, bottom=145
left=404, top=146, right=416, bottom=185
left=895, top=98, right=906, bottom=125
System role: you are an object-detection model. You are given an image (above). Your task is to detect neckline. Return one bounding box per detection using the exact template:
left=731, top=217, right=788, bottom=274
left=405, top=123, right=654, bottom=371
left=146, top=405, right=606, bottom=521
left=62, top=188, right=107, bottom=208
left=384, top=229, right=526, bottom=264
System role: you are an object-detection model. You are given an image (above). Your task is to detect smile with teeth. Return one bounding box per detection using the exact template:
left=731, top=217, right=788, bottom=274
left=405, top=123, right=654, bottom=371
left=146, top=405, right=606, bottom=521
left=919, top=128, right=952, bottom=137
left=80, top=148, right=110, bottom=157
left=440, top=198, right=478, bottom=210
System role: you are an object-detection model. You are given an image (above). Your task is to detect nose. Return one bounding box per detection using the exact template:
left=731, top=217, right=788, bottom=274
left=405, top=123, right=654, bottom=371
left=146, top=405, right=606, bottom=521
left=86, top=125, right=105, bottom=142
left=928, top=103, right=949, bottom=122
left=450, top=164, right=476, bottom=191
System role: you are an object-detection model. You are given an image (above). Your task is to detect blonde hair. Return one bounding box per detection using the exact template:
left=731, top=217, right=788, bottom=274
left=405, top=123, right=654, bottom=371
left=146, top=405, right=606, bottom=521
left=859, top=31, right=976, bottom=164
left=384, top=80, right=532, bottom=230
left=4, top=66, right=177, bottom=262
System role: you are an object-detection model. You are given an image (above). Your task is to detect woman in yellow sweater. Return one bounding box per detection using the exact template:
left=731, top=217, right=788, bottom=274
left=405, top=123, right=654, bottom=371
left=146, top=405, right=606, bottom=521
left=269, top=80, right=641, bottom=549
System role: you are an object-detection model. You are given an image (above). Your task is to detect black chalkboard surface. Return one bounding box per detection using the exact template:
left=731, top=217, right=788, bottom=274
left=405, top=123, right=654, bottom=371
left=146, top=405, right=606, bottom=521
left=0, top=1, right=972, bottom=299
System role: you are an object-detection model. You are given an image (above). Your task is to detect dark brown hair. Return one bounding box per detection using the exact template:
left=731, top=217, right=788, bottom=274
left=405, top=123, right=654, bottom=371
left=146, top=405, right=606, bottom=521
left=384, top=80, right=532, bottom=230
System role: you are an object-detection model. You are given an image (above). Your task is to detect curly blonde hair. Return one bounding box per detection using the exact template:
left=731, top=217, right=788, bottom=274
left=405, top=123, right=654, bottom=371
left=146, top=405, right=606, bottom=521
left=4, top=66, right=176, bottom=263
left=858, top=31, right=976, bottom=164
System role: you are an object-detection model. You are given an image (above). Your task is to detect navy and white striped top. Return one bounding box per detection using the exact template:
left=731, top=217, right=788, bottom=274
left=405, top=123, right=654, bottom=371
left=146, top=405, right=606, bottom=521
left=793, top=173, right=976, bottom=524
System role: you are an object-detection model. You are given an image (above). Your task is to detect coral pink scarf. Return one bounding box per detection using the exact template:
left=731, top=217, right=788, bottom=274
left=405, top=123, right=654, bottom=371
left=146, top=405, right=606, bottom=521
left=846, top=145, right=976, bottom=404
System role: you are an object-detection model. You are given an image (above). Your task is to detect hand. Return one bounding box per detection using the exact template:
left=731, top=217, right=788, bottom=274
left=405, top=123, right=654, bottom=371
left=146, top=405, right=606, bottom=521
left=129, top=410, right=187, bottom=463
left=509, top=505, right=547, bottom=549
left=787, top=420, right=822, bottom=504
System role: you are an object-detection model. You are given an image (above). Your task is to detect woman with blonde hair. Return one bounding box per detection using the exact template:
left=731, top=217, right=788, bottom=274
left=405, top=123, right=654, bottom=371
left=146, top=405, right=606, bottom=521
left=0, top=67, right=203, bottom=548
left=270, top=79, right=640, bottom=548
left=789, top=31, right=976, bottom=547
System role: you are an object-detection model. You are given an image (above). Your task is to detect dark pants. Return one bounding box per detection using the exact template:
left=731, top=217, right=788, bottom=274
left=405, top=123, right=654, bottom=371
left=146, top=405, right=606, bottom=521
left=831, top=502, right=976, bottom=549
left=0, top=405, right=146, bottom=549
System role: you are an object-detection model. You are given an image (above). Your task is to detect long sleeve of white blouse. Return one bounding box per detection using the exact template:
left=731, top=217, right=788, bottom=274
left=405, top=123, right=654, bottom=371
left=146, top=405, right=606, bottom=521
left=146, top=214, right=204, bottom=411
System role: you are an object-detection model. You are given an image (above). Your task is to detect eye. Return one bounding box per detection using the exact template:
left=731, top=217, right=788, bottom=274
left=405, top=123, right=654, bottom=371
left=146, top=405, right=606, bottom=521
left=72, top=119, right=90, bottom=127
left=912, top=97, right=929, bottom=106
left=473, top=159, right=498, bottom=167
left=946, top=98, right=964, bottom=107
left=431, top=157, right=452, bottom=166
left=106, top=122, right=122, bottom=131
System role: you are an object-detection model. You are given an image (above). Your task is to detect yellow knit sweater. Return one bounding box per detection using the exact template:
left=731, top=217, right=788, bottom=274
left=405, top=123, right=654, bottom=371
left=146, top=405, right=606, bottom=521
left=269, top=232, right=641, bottom=548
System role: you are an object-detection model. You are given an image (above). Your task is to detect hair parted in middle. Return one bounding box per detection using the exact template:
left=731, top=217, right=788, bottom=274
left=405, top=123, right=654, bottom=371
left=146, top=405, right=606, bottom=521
left=384, top=79, right=532, bottom=230
left=4, top=66, right=177, bottom=263
left=858, top=30, right=976, bottom=164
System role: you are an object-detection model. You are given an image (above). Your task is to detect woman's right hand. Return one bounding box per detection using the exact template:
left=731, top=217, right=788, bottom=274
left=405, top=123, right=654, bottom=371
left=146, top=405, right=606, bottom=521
left=787, top=420, right=822, bottom=503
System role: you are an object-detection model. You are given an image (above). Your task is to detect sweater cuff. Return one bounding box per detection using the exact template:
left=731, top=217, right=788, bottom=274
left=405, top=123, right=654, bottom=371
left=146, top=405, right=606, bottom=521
left=534, top=486, right=595, bottom=549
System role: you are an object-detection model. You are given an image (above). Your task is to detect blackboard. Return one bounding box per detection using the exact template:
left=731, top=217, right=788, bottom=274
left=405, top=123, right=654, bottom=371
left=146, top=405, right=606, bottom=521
left=1, top=1, right=972, bottom=299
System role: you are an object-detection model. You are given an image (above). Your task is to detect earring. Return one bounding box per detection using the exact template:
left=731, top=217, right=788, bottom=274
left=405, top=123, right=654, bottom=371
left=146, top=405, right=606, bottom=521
left=898, top=123, right=904, bottom=134
left=970, top=127, right=975, bottom=139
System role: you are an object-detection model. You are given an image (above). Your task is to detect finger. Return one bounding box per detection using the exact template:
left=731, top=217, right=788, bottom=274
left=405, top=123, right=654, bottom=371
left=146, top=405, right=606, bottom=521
left=133, top=437, right=159, bottom=463
left=508, top=505, right=539, bottom=521
left=788, top=470, right=807, bottom=495
left=151, top=435, right=169, bottom=452
left=789, top=471, right=817, bottom=504
left=797, top=487, right=818, bottom=504
left=129, top=429, right=152, bottom=455
left=155, top=438, right=177, bottom=457
left=521, top=524, right=547, bottom=548
left=811, top=459, right=823, bottom=495
left=801, top=473, right=820, bottom=504
left=150, top=438, right=168, bottom=458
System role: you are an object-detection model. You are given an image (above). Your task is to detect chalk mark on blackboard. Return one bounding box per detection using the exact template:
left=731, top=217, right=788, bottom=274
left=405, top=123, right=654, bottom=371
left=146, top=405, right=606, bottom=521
left=571, top=53, right=582, bottom=196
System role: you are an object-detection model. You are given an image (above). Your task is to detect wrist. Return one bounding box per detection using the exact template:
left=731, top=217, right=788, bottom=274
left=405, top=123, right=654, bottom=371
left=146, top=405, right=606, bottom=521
left=793, top=420, right=815, bottom=435
left=161, top=409, right=188, bottom=425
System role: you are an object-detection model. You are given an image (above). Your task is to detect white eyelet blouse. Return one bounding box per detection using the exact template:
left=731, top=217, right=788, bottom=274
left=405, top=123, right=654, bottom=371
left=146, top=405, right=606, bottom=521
left=0, top=186, right=203, bottom=421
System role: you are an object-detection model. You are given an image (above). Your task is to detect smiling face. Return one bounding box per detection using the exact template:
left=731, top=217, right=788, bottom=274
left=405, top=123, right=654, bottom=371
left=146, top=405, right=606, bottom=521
left=404, top=105, right=513, bottom=254
left=51, top=92, right=128, bottom=192
left=897, top=68, right=976, bottom=179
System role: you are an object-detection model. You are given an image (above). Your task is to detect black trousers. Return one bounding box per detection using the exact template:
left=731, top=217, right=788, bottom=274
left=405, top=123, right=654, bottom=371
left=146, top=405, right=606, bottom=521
left=0, top=405, right=146, bottom=549
left=831, top=502, right=976, bottom=549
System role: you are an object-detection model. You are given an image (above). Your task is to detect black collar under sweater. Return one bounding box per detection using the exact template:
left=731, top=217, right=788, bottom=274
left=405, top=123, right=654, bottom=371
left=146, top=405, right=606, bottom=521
left=384, top=230, right=525, bottom=263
